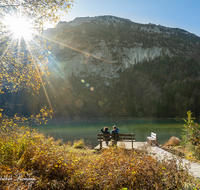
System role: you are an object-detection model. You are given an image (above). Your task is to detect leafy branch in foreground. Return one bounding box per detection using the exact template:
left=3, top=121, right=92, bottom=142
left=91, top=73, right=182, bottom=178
left=0, top=0, right=74, bottom=93
left=0, top=0, right=74, bottom=26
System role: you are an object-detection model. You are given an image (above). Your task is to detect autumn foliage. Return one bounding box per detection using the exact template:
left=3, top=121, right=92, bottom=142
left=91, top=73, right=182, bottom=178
left=1, top=121, right=199, bottom=189
left=0, top=0, right=74, bottom=94
left=181, top=111, right=200, bottom=160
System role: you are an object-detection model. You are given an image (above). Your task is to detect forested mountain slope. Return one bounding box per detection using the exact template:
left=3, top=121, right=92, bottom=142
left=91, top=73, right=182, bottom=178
left=1, top=16, right=200, bottom=119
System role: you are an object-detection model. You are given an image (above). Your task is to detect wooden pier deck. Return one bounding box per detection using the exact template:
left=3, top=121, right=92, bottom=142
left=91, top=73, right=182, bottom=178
left=94, top=141, right=146, bottom=150
left=94, top=141, right=200, bottom=178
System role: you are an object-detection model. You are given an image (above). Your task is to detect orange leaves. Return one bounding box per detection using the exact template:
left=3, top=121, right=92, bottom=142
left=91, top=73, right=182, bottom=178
left=0, top=88, right=4, bottom=94
left=0, top=117, right=192, bottom=189
left=65, top=147, right=191, bottom=189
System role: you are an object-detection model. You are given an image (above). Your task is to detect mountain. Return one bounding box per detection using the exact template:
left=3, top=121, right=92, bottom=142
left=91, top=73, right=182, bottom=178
left=40, top=15, right=200, bottom=119
left=43, top=15, right=200, bottom=79
left=3, top=15, right=199, bottom=119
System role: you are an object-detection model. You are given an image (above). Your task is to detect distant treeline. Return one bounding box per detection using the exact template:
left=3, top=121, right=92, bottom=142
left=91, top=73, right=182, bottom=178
left=1, top=55, right=200, bottom=119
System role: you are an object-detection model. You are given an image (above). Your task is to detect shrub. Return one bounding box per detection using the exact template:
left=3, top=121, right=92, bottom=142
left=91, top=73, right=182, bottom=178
left=73, top=139, right=85, bottom=149
left=181, top=111, right=200, bottom=160
left=164, top=136, right=181, bottom=146
left=0, top=122, right=196, bottom=189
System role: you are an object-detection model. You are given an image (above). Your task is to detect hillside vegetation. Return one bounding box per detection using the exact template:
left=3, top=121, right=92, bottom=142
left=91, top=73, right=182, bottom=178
left=2, top=54, right=200, bottom=119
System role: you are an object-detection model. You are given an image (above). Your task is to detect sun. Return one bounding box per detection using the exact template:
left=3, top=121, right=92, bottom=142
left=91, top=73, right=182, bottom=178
left=4, top=14, right=34, bottom=40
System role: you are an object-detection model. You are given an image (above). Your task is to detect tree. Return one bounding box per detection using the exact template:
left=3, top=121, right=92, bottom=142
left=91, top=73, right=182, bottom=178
left=0, top=0, right=74, bottom=93
left=0, top=0, right=74, bottom=122
left=0, top=0, right=74, bottom=29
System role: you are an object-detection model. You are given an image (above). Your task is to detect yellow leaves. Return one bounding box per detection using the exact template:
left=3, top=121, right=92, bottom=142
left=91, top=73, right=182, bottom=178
left=43, top=112, right=49, bottom=117
left=0, top=129, right=190, bottom=190
left=40, top=108, right=45, bottom=113
left=36, top=113, right=41, bottom=118
left=21, top=117, right=27, bottom=122
left=15, top=116, right=20, bottom=121
left=132, top=171, right=136, bottom=174
left=1, top=37, right=51, bottom=93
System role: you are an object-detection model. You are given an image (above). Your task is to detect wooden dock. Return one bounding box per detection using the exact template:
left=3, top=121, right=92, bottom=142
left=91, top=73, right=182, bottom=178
left=94, top=141, right=146, bottom=150
left=94, top=141, right=200, bottom=178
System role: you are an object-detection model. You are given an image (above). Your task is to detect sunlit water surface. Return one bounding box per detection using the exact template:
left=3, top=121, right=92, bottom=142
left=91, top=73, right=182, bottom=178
left=31, top=118, right=184, bottom=148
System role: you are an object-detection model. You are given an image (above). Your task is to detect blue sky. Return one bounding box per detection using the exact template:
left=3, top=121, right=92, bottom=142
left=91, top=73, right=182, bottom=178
left=55, top=0, right=200, bottom=37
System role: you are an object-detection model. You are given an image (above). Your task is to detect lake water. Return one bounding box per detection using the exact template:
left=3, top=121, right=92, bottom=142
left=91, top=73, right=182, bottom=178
left=32, top=118, right=185, bottom=148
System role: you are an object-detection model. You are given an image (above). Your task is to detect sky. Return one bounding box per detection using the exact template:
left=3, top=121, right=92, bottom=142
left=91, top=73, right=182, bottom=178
left=47, top=0, right=200, bottom=37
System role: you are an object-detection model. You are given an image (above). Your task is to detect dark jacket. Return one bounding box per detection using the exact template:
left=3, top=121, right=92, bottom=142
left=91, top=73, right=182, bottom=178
left=101, top=128, right=110, bottom=134
left=101, top=128, right=110, bottom=143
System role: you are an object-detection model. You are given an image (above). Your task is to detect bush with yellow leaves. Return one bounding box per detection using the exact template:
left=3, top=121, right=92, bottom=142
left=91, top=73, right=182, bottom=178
left=0, top=117, right=199, bottom=189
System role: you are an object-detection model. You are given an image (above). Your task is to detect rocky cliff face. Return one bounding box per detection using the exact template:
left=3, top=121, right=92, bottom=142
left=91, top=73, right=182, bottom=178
left=43, top=15, right=200, bottom=79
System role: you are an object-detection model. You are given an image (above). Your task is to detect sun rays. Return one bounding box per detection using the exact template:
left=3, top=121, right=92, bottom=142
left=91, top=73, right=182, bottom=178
left=0, top=2, right=115, bottom=128
left=42, top=35, right=116, bottom=66
left=3, top=14, right=35, bottom=40
left=0, top=4, right=119, bottom=145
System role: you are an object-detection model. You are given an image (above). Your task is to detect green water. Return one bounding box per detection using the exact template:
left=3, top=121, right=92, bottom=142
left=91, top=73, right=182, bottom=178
left=32, top=118, right=184, bottom=148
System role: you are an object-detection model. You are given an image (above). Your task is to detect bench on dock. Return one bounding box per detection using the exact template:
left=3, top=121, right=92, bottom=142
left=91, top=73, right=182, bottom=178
left=147, top=132, right=157, bottom=146
left=98, top=133, right=135, bottom=149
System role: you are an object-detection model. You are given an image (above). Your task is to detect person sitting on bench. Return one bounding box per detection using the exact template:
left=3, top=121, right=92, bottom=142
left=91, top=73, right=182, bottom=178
left=101, top=126, right=110, bottom=146
left=110, top=125, right=119, bottom=145
left=110, top=125, right=119, bottom=134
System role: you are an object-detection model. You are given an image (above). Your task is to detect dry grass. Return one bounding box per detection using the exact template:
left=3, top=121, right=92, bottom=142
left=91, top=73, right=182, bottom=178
left=0, top=124, right=198, bottom=189
left=164, top=136, right=181, bottom=146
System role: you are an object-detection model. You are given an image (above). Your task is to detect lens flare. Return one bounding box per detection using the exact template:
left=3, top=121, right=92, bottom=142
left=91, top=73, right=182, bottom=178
left=98, top=100, right=104, bottom=107
left=3, top=14, right=35, bottom=40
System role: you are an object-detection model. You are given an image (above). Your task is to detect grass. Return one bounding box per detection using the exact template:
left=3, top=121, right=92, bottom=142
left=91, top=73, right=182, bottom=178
left=0, top=122, right=199, bottom=189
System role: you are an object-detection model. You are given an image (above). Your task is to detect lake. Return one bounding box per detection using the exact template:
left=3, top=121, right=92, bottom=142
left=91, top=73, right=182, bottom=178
left=31, top=118, right=185, bottom=148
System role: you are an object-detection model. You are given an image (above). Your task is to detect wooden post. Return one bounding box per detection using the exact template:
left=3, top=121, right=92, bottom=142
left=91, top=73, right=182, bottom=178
left=100, top=134, right=102, bottom=149
left=132, top=135, right=133, bottom=149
